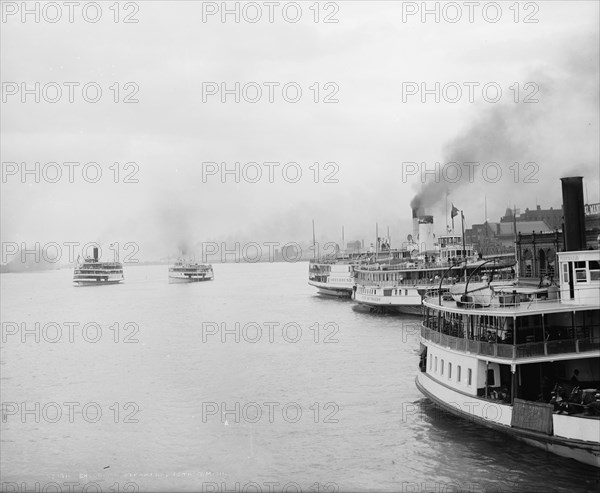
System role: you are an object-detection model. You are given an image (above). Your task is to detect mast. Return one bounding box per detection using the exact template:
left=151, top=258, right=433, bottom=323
left=312, top=219, right=316, bottom=260
left=445, top=189, right=449, bottom=232
left=387, top=225, right=391, bottom=264
left=484, top=195, right=488, bottom=254
left=513, top=205, right=518, bottom=278
left=484, top=195, right=488, bottom=225
left=376, top=223, right=379, bottom=258
left=461, top=211, right=467, bottom=281
left=110, top=243, right=119, bottom=263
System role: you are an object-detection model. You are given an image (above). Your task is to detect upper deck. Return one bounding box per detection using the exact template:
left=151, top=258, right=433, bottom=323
left=420, top=249, right=600, bottom=362
left=423, top=249, right=600, bottom=316
left=170, top=263, right=212, bottom=272
left=309, top=252, right=369, bottom=265
left=423, top=288, right=599, bottom=317
left=421, top=290, right=600, bottom=363
left=76, top=261, right=123, bottom=271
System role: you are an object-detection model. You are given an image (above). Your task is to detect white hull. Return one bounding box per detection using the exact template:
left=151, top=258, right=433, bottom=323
left=169, top=274, right=214, bottom=283
left=353, top=301, right=423, bottom=315
left=308, top=280, right=353, bottom=297
left=73, top=277, right=124, bottom=286
left=169, top=261, right=213, bottom=284
left=416, top=369, right=600, bottom=468
left=354, top=285, right=426, bottom=314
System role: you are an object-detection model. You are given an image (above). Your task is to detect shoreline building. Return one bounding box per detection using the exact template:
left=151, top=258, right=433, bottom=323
left=466, top=199, right=600, bottom=264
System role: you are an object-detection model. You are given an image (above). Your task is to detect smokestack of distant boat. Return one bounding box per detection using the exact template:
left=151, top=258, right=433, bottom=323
left=412, top=208, right=419, bottom=244
left=561, top=176, right=587, bottom=251
left=411, top=206, right=435, bottom=253
left=93, top=247, right=99, bottom=262
left=418, top=215, right=435, bottom=252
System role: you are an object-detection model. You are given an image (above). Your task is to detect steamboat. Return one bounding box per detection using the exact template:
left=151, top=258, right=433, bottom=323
left=308, top=253, right=362, bottom=298
left=416, top=177, right=600, bottom=467
left=307, top=224, right=371, bottom=298
left=354, top=213, right=515, bottom=314
left=308, top=236, right=407, bottom=298
left=169, top=259, right=214, bottom=283
left=73, top=247, right=124, bottom=286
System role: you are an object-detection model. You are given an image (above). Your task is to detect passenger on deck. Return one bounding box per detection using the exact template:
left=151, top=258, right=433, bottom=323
left=549, top=391, right=559, bottom=409
left=571, top=369, right=580, bottom=385
left=550, top=391, right=568, bottom=413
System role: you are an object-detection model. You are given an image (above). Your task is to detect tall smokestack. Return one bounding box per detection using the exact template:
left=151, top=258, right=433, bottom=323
left=93, top=247, right=99, bottom=262
left=412, top=208, right=419, bottom=243
left=419, top=215, right=434, bottom=252
left=561, top=177, right=586, bottom=251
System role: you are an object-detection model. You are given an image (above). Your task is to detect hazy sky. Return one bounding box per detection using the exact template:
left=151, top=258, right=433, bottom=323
left=2, top=1, right=599, bottom=260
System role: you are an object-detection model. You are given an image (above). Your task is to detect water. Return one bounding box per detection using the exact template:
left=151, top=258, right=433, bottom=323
left=1, top=263, right=598, bottom=492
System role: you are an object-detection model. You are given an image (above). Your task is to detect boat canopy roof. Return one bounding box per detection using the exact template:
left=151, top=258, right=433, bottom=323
left=495, top=286, right=548, bottom=294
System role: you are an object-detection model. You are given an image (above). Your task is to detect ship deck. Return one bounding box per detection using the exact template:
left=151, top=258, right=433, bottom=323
left=423, top=296, right=599, bottom=317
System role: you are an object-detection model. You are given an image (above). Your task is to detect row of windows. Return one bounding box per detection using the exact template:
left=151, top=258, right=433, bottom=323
left=563, top=260, right=600, bottom=283
left=440, top=249, right=473, bottom=258
left=386, top=289, right=409, bottom=296
left=74, top=270, right=123, bottom=274
left=360, top=288, right=411, bottom=296
left=328, top=277, right=353, bottom=283
left=358, top=272, right=408, bottom=282
left=430, top=355, right=472, bottom=386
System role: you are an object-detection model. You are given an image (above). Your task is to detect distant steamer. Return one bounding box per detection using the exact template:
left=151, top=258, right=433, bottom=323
left=73, top=247, right=124, bottom=286
left=169, top=259, right=214, bottom=283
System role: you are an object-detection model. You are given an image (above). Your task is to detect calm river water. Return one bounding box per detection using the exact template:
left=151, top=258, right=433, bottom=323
left=1, top=263, right=598, bottom=492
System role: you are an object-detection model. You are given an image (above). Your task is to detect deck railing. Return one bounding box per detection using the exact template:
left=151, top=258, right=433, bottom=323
left=422, top=292, right=597, bottom=311
left=421, top=326, right=600, bottom=359
left=357, top=279, right=448, bottom=288
left=360, top=273, right=515, bottom=289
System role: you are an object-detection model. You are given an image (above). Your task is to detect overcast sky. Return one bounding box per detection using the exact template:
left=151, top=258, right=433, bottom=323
left=2, top=1, right=599, bottom=260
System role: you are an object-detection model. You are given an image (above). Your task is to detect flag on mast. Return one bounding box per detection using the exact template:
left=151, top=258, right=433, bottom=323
left=451, top=204, right=459, bottom=229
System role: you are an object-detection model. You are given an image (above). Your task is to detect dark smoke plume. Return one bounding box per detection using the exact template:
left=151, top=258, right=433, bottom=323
left=411, top=32, right=599, bottom=217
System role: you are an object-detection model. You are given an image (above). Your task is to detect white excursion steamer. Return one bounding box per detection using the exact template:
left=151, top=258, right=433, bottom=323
left=354, top=234, right=515, bottom=315
left=308, top=245, right=408, bottom=298
left=169, top=260, right=214, bottom=283
left=308, top=254, right=360, bottom=297
left=416, top=177, right=600, bottom=468
left=73, top=247, right=124, bottom=286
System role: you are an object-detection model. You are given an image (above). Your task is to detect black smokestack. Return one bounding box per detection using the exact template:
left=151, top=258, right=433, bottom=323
left=412, top=207, right=420, bottom=242
left=561, top=177, right=586, bottom=251
left=93, top=247, right=99, bottom=262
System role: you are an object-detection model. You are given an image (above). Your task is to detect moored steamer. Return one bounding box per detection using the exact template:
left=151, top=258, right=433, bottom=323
left=308, top=238, right=411, bottom=298
left=307, top=223, right=374, bottom=298
left=354, top=229, right=515, bottom=314
left=308, top=251, right=365, bottom=298
left=415, top=177, right=600, bottom=467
